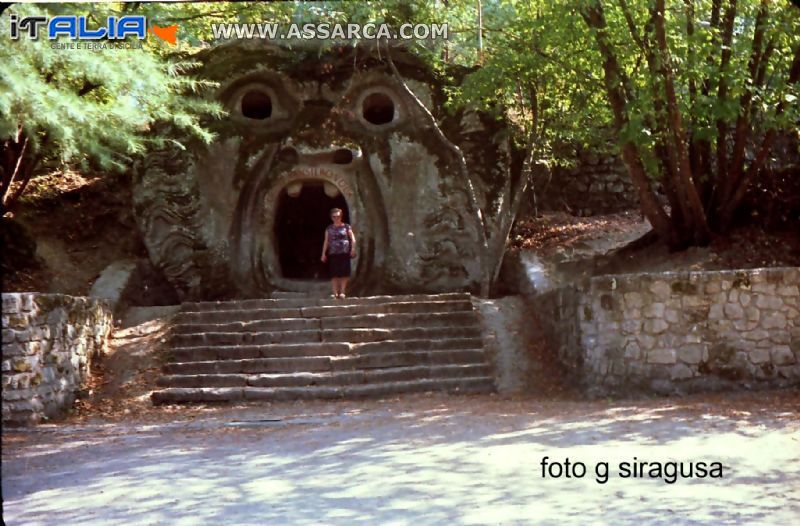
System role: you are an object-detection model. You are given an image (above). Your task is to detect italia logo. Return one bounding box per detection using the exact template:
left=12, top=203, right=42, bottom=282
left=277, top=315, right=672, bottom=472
left=9, top=14, right=178, bottom=45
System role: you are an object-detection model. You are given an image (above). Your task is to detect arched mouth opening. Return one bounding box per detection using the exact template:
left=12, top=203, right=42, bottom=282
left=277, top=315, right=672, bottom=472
left=274, top=179, right=349, bottom=280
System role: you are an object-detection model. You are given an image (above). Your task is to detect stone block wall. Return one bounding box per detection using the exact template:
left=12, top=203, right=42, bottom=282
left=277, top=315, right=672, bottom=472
left=2, top=293, right=113, bottom=425
left=529, top=267, right=800, bottom=396
left=537, top=151, right=639, bottom=216
left=528, top=286, right=583, bottom=374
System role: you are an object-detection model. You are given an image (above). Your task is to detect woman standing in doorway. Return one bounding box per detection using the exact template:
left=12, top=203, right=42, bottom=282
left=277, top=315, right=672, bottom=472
left=321, top=208, right=356, bottom=299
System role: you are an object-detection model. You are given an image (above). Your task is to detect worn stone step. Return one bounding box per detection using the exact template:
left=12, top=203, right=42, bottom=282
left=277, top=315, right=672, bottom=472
left=151, top=376, right=494, bottom=404
left=269, top=291, right=322, bottom=299
left=172, top=317, right=320, bottom=335
left=175, top=300, right=473, bottom=325
left=164, top=356, right=335, bottom=375
left=184, top=298, right=309, bottom=311
left=171, top=325, right=482, bottom=347
left=168, top=342, right=352, bottom=362
left=318, top=292, right=472, bottom=305
left=318, top=311, right=478, bottom=330
left=168, top=339, right=486, bottom=364
left=348, top=337, right=486, bottom=354
left=172, top=311, right=478, bottom=335
left=303, top=300, right=473, bottom=318
left=157, top=374, right=247, bottom=388
left=360, top=363, right=490, bottom=383
left=157, top=363, right=492, bottom=389
left=181, top=293, right=472, bottom=312
left=167, top=338, right=487, bottom=364
left=176, top=307, right=303, bottom=324
left=152, top=387, right=245, bottom=404
left=321, top=326, right=481, bottom=343
left=165, top=349, right=489, bottom=375
left=331, top=349, right=489, bottom=370
left=243, top=376, right=495, bottom=399
left=171, top=329, right=319, bottom=347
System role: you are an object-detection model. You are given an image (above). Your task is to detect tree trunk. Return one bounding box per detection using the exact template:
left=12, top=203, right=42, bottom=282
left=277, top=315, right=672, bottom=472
left=718, top=43, right=800, bottom=228
left=716, top=0, right=769, bottom=219
left=713, top=0, right=738, bottom=191
left=683, top=0, right=703, bottom=183
left=617, top=0, right=691, bottom=234
left=0, top=128, right=32, bottom=216
left=652, top=0, right=711, bottom=245
left=581, top=1, right=677, bottom=247
left=488, top=127, right=536, bottom=290
left=695, top=0, right=723, bottom=206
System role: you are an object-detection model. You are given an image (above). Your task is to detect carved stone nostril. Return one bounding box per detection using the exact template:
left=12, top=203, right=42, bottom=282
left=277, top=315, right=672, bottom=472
left=332, top=148, right=354, bottom=165
left=278, top=146, right=299, bottom=164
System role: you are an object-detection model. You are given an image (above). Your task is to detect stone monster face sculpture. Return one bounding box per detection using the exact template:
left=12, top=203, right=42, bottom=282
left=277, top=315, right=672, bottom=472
left=134, top=42, right=502, bottom=300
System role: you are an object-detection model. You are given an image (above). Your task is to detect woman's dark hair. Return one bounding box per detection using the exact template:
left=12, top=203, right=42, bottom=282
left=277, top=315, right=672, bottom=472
left=330, top=208, right=343, bottom=216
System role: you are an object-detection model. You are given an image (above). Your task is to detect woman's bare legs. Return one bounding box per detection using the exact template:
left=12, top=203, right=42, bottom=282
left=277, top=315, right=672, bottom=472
left=328, top=276, right=350, bottom=298
left=330, top=278, right=346, bottom=298
left=330, top=278, right=338, bottom=297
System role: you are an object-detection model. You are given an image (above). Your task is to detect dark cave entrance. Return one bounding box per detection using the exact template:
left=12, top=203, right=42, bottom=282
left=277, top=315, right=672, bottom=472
left=275, top=181, right=349, bottom=280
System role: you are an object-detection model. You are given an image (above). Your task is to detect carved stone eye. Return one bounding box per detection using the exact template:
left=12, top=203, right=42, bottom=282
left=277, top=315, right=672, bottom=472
left=241, top=90, right=272, bottom=120
left=332, top=148, right=354, bottom=164
left=362, top=92, right=395, bottom=125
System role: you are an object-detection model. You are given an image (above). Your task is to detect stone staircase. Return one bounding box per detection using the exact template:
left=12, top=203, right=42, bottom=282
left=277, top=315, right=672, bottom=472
left=151, top=292, right=495, bottom=404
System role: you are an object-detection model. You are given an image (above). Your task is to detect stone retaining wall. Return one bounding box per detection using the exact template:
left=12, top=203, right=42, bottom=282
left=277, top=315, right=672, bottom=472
left=528, top=286, right=582, bottom=375
left=537, top=150, right=639, bottom=216
left=2, top=293, right=113, bottom=425
left=530, top=267, right=800, bottom=396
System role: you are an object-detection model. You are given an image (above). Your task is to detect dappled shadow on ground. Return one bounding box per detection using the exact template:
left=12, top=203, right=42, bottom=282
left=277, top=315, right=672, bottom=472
left=2, top=390, right=799, bottom=525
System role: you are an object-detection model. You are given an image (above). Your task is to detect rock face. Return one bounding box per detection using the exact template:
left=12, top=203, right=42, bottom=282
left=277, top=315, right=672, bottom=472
left=528, top=267, right=800, bottom=396
left=2, top=293, right=113, bottom=425
left=134, top=42, right=513, bottom=300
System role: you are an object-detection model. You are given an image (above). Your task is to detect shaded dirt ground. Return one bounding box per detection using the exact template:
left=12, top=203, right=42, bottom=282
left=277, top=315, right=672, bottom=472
left=67, top=311, right=178, bottom=423
left=3, top=170, right=145, bottom=294
left=501, top=211, right=800, bottom=295
left=510, top=211, right=800, bottom=274
left=3, top=390, right=799, bottom=525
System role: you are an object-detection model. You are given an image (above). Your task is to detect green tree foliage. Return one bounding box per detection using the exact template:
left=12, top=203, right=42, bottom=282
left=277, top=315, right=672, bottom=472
left=446, top=0, right=799, bottom=248
left=576, top=0, right=800, bottom=246
left=0, top=3, right=222, bottom=215
left=449, top=1, right=610, bottom=161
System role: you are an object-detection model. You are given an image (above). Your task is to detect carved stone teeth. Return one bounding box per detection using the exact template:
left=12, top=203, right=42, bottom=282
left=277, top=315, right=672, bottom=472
left=286, top=182, right=302, bottom=198
left=324, top=181, right=340, bottom=198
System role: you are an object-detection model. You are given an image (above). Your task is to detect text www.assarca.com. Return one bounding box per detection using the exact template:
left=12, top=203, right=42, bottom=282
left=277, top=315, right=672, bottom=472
left=211, top=22, right=448, bottom=41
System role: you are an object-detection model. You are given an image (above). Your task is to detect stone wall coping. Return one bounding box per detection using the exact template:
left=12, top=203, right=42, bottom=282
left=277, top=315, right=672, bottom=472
left=586, top=266, right=799, bottom=286
left=2, top=292, right=112, bottom=312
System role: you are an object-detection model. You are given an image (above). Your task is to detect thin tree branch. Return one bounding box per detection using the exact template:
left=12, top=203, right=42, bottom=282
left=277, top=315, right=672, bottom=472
left=381, top=40, right=492, bottom=296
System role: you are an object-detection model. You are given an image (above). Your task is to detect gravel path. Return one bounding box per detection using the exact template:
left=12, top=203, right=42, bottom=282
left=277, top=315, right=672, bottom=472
left=3, top=391, right=799, bottom=525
